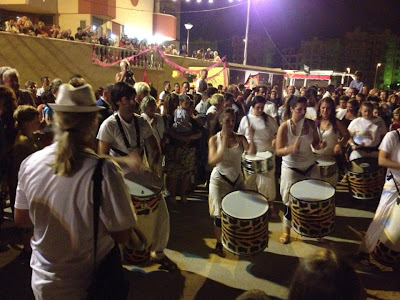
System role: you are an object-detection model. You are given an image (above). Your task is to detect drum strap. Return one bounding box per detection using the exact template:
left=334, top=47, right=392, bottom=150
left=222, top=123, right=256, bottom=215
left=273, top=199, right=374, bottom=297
left=115, top=114, right=140, bottom=149
left=289, top=164, right=315, bottom=176
left=110, top=147, right=128, bottom=157
left=218, top=171, right=240, bottom=187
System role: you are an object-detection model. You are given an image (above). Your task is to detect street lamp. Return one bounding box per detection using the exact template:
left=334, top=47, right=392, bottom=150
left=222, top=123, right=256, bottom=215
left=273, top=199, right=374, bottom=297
left=243, top=0, right=250, bottom=65
left=184, top=23, right=193, bottom=55
left=374, top=63, right=382, bottom=89
left=346, top=67, right=350, bottom=86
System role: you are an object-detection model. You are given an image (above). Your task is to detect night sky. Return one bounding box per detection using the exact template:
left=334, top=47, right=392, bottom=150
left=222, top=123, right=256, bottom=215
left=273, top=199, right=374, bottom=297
left=178, top=0, right=400, bottom=60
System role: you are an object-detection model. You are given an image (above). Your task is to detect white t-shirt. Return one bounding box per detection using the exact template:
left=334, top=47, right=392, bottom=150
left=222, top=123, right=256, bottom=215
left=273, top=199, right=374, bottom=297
left=379, top=129, right=400, bottom=188
left=263, top=101, right=278, bottom=118
left=206, top=105, right=217, bottom=116
left=159, top=90, right=169, bottom=101
left=97, top=112, right=153, bottom=157
left=305, top=107, right=317, bottom=120
left=348, top=117, right=387, bottom=148
left=195, top=100, right=209, bottom=115
left=238, top=114, right=278, bottom=152
left=336, top=107, right=347, bottom=120
left=141, top=113, right=165, bottom=144
left=15, top=144, right=136, bottom=298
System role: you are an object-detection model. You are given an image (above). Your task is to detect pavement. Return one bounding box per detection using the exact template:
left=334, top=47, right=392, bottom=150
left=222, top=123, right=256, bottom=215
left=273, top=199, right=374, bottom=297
left=1, top=181, right=400, bottom=300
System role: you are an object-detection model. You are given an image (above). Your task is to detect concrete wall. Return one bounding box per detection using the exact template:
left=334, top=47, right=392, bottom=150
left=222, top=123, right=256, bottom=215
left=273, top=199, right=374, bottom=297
left=0, top=32, right=215, bottom=93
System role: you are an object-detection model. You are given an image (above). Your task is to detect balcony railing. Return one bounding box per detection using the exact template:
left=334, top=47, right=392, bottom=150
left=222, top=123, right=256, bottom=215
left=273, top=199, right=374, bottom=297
left=92, top=44, right=164, bottom=69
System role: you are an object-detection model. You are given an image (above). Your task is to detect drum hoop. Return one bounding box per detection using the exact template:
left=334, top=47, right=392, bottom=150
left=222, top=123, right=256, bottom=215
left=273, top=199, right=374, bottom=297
left=345, top=158, right=380, bottom=174
left=222, top=189, right=269, bottom=220
left=289, top=179, right=335, bottom=202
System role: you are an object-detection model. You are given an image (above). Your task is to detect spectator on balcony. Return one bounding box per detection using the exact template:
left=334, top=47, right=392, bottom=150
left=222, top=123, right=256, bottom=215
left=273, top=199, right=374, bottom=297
left=2, top=68, right=35, bottom=107
left=213, top=51, right=220, bottom=61
left=205, top=48, right=214, bottom=60
left=115, top=59, right=136, bottom=86
left=34, top=21, right=48, bottom=37
left=16, top=16, right=27, bottom=33
left=5, top=18, right=18, bottom=33
left=179, top=44, right=188, bottom=57
left=23, top=20, right=35, bottom=36
left=197, top=49, right=204, bottom=59
left=74, top=27, right=86, bottom=41
left=99, top=33, right=110, bottom=46
left=49, top=24, right=61, bottom=39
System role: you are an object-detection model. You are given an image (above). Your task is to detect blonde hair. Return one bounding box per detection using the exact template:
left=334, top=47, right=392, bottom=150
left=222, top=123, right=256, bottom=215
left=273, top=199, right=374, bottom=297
left=134, top=82, right=150, bottom=96
left=210, top=93, right=224, bottom=106
left=51, top=111, right=98, bottom=176
left=140, top=95, right=157, bottom=113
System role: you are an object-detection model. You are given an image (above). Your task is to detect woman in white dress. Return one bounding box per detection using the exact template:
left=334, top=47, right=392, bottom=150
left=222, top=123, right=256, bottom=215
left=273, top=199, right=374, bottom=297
left=238, top=96, right=279, bottom=219
left=208, top=108, right=256, bottom=257
left=312, top=97, right=349, bottom=187
left=275, top=96, right=325, bottom=244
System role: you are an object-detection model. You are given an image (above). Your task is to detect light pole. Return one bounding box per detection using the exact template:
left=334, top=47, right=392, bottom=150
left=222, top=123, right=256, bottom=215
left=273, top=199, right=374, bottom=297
left=184, top=23, right=193, bottom=55
left=346, top=67, right=350, bottom=87
left=243, top=0, right=250, bottom=65
left=374, top=63, right=382, bottom=89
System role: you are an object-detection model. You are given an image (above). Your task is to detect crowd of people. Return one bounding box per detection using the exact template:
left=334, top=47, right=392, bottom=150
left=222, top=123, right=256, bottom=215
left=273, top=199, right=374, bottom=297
left=1, top=61, right=399, bottom=299
left=2, top=17, right=220, bottom=62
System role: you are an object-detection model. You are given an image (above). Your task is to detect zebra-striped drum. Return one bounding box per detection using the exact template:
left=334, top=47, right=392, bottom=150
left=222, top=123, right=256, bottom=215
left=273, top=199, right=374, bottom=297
left=221, top=191, right=269, bottom=256
left=123, top=171, right=163, bottom=264
left=290, top=179, right=335, bottom=238
left=346, top=157, right=386, bottom=200
left=372, top=198, right=400, bottom=267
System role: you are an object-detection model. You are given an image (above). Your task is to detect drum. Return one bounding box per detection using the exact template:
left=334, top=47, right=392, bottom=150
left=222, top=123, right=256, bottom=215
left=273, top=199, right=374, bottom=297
left=242, top=151, right=273, bottom=174
left=123, top=171, right=163, bottom=264
left=290, top=179, right=335, bottom=238
left=221, top=191, right=269, bottom=256
left=316, top=157, right=337, bottom=179
left=346, top=157, right=386, bottom=200
left=372, top=199, right=400, bottom=267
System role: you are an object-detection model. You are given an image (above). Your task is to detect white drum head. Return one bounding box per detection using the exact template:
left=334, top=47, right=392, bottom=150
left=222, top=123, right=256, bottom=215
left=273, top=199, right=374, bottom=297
left=124, top=171, right=162, bottom=197
left=222, top=191, right=269, bottom=219
left=316, top=157, right=335, bottom=167
left=290, top=179, right=335, bottom=201
left=244, top=151, right=272, bottom=161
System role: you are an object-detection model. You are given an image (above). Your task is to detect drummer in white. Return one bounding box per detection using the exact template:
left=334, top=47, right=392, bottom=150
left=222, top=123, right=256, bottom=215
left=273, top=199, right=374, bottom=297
left=312, top=97, right=349, bottom=187
left=358, top=128, right=400, bottom=264
left=238, top=96, right=279, bottom=219
left=97, top=82, right=174, bottom=270
left=209, top=108, right=256, bottom=257
left=276, top=96, right=325, bottom=244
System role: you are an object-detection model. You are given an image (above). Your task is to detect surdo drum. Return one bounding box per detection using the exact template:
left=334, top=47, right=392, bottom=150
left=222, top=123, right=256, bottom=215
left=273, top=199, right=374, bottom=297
left=221, top=191, right=269, bottom=256
left=316, top=157, right=337, bottom=180
left=346, top=157, right=386, bottom=200
left=242, top=151, right=273, bottom=175
left=372, top=198, right=400, bottom=267
left=290, top=179, right=335, bottom=238
left=123, top=171, right=163, bottom=264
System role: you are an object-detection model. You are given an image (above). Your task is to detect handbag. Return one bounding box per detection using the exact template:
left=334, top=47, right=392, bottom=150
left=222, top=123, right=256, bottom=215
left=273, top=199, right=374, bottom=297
left=86, top=158, right=129, bottom=300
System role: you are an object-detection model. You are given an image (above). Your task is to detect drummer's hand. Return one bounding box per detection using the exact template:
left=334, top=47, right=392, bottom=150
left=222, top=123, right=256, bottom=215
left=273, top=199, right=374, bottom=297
left=271, top=139, right=276, bottom=148
left=123, top=151, right=143, bottom=172
left=220, top=133, right=228, bottom=149
left=333, top=144, right=342, bottom=155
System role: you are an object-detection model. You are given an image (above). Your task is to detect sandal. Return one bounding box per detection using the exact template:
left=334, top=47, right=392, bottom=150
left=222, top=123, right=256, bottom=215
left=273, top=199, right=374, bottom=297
left=152, top=255, right=179, bottom=271
left=279, top=233, right=291, bottom=244
left=214, top=242, right=226, bottom=258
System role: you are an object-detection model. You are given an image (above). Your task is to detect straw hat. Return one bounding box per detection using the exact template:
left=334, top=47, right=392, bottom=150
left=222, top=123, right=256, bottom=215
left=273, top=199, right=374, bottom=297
left=49, top=83, right=104, bottom=112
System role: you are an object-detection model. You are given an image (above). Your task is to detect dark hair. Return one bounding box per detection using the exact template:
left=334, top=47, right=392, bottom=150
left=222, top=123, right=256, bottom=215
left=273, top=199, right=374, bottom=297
left=179, top=94, right=191, bottom=103
left=348, top=99, right=360, bottom=116
left=361, top=101, right=374, bottom=111
left=40, top=76, right=49, bottom=83
left=206, top=87, right=218, bottom=98
left=42, top=90, right=55, bottom=105
left=199, top=80, right=208, bottom=93
left=218, top=107, right=235, bottom=124
left=285, top=96, right=307, bottom=119
left=163, top=93, right=179, bottom=116
left=339, top=95, right=350, bottom=102
left=252, top=95, right=266, bottom=107
left=182, top=81, right=190, bottom=88
left=243, top=89, right=252, bottom=101
left=288, top=249, right=364, bottom=300
left=305, top=87, right=318, bottom=101
left=223, top=92, right=234, bottom=103
left=317, top=97, right=338, bottom=132
left=111, top=82, right=136, bottom=110
left=164, top=80, right=170, bottom=86
left=366, top=95, right=379, bottom=103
